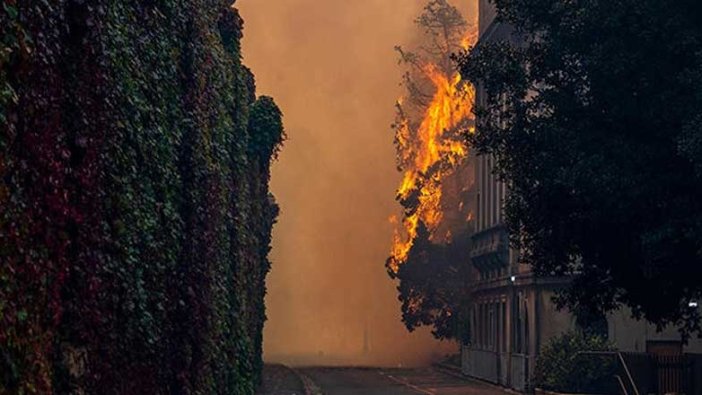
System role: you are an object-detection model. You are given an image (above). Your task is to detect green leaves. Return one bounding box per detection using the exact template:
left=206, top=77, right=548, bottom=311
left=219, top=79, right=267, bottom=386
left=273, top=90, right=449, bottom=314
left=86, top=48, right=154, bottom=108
left=3, top=4, right=18, bottom=20
left=0, top=1, right=280, bottom=394
left=458, top=0, right=702, bottom=337
left=16, top=310, right=27, bottom=322
left=535, top=331, right=617, bottom=393
left=247, top=95, right=285, bottom=165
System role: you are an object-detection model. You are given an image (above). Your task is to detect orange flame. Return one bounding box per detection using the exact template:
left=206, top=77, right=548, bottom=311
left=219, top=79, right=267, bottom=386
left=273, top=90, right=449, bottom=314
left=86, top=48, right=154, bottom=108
left=389, top=30, right=477, bottom=274
left=461, top=28, right=479, bottom=51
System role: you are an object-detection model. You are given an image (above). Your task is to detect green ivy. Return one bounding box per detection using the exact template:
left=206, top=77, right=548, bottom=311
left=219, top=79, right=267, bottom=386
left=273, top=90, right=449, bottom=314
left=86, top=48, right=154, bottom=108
left=0, top=1, right=283, bottom=394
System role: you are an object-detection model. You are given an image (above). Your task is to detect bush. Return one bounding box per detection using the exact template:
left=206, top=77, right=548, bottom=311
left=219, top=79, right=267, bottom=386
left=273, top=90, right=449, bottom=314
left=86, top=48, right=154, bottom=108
left=534, top=331, right=618, bottom=394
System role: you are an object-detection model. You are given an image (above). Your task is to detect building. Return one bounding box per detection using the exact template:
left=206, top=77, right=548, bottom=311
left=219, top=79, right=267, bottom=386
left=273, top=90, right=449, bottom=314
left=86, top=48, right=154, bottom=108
left=462, top=0, right=702, bottom=392
left=462, top=2, right=574, bottom=391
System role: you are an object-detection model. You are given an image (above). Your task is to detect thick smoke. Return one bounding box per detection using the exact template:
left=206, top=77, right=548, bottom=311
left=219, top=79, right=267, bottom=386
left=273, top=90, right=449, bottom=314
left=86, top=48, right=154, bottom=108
left=238, top=0, right=477, bottom=366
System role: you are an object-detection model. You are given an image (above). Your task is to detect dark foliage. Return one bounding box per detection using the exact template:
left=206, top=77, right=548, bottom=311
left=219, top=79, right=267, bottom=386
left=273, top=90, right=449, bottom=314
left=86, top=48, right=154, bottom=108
left=396, top=224, right=473, bottom=341
left=0, top=0, right=283, bottom=393
left=457, top=0, right=702, bottom=337
left=535, top=331, right=617, bottom=393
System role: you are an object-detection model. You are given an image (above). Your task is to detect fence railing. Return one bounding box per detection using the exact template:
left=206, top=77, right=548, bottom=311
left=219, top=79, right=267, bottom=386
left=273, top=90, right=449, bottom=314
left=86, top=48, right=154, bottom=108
left=620, top=352, right=655, bottom=395
left=619, top=352, right=702, bottom=395
left=575, top=351, right=638, bottom=395
left=655, top=354, right=685, bottom=394
left=687, top=353, right=702, bottom=395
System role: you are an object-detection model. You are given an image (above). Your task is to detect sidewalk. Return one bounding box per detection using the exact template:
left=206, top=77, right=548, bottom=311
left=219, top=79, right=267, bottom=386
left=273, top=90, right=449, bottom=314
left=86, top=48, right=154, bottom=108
left=382, top=367, right=516, bottom=395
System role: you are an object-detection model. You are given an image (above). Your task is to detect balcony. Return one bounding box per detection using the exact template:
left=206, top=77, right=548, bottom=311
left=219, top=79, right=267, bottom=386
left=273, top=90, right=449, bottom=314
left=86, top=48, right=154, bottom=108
left=470, top=225, right=509, bottom=273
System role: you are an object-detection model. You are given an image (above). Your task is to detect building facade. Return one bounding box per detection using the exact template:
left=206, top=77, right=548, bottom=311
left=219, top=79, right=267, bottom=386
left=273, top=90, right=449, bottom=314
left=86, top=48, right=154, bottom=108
left=461, top=2, right=574, bottom=391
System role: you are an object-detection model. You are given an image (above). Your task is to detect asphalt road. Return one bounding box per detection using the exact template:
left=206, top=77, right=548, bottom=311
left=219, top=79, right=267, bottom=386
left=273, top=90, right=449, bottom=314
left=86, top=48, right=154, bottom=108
left=258, top=365, right=306, bottom=395
left=299, top=367, right=509, bottom=395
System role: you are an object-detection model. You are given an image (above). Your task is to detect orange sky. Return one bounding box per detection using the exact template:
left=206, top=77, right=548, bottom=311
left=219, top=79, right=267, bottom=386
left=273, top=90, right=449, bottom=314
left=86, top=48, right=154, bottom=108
left=237, top=0, right=477, bottom=366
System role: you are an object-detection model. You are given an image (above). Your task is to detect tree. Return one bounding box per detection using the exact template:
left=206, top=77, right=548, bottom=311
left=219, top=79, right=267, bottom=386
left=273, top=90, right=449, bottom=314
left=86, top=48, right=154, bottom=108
left=394, top=0, right=468, bottom=112
left=396, top=224, right=473, bottom=341
left=388, top=0, right=476, bottom=340
left=457, top=0, right=702, bottom=337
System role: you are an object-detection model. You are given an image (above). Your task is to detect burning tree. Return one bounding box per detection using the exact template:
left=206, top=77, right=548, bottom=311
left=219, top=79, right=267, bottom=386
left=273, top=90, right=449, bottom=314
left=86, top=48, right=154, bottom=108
left=387, top=0, right=478, bottom=340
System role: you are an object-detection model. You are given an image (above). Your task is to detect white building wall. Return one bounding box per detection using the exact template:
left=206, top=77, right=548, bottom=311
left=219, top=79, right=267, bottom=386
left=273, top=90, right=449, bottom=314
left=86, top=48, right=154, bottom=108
left=608, top=309, right=702, bottom=354
left=478, top=0, right=497, bottom=38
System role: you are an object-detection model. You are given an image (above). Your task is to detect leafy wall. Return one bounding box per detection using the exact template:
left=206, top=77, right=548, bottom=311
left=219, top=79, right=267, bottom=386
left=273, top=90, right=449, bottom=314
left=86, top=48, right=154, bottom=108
left=0, top=1, right=283, bottom=393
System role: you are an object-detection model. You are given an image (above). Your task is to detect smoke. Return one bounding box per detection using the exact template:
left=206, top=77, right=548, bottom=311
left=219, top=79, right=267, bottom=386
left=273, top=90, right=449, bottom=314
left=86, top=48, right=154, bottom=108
left=237, top=0, right=477, bottom=367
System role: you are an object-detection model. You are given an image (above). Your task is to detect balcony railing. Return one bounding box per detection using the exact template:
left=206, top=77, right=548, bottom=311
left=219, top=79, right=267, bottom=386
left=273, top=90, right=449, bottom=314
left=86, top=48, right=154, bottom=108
left=470, top=225, right=509, bottom=272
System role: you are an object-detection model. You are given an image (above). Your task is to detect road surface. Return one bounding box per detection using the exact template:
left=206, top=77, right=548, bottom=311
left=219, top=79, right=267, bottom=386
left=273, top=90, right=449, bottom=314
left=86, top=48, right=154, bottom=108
left=299, top=367, right=510, bottom=395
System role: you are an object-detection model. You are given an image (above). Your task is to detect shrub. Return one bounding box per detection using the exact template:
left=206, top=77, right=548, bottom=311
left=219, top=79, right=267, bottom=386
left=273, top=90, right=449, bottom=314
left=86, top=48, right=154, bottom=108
left=534, top=331, right=618, bottom=394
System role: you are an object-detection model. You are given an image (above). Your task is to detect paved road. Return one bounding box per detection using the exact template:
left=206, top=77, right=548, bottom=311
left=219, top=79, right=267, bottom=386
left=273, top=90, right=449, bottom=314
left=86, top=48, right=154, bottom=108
left=258, top=364, right=306, bottom=395
left=299, top=367, right=510, bottom=395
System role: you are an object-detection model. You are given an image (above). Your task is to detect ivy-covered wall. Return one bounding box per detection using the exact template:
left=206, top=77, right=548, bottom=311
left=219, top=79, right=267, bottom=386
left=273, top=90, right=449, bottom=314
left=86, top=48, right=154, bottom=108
left=0, top=1, right=284, bottom=394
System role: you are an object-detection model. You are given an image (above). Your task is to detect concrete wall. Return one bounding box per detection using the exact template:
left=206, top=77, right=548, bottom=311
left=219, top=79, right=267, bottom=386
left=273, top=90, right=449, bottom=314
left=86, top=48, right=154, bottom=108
left=608, top=309, right=702, bottom=353
left=537, top=289, right=576, bottom=348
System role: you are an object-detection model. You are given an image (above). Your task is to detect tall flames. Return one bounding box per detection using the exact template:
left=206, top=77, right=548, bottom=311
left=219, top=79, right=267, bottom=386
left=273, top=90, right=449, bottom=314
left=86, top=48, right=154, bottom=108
left=388, top=29, right=478, bottom=275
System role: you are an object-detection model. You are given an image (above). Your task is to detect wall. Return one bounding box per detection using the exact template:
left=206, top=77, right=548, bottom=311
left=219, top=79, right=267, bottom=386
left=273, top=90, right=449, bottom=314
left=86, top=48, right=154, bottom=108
left=479, top=0, right=498, bottom=37
left=609, top=309, right=702, bottom=354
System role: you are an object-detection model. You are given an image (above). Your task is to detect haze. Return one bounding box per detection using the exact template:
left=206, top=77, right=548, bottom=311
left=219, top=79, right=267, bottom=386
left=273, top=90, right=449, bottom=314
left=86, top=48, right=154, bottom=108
left=237, top=0, right=476, bottom=366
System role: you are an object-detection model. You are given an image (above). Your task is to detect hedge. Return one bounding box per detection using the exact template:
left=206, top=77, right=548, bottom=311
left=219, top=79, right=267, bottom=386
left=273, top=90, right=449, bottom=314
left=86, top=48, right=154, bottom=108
left=0, top=1, right=283, bottom=393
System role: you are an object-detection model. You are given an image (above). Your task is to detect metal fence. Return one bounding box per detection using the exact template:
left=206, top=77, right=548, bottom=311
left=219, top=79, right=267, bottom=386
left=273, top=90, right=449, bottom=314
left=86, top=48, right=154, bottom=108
left=621, top=352, right=702, bottom=395
left=656, top=354, right=686, bottom=394
left=684, top=353, right=702, bottom=395
left=621, top=352, right=655, bottom=395
left=463, top=349, right=702, bottom=394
